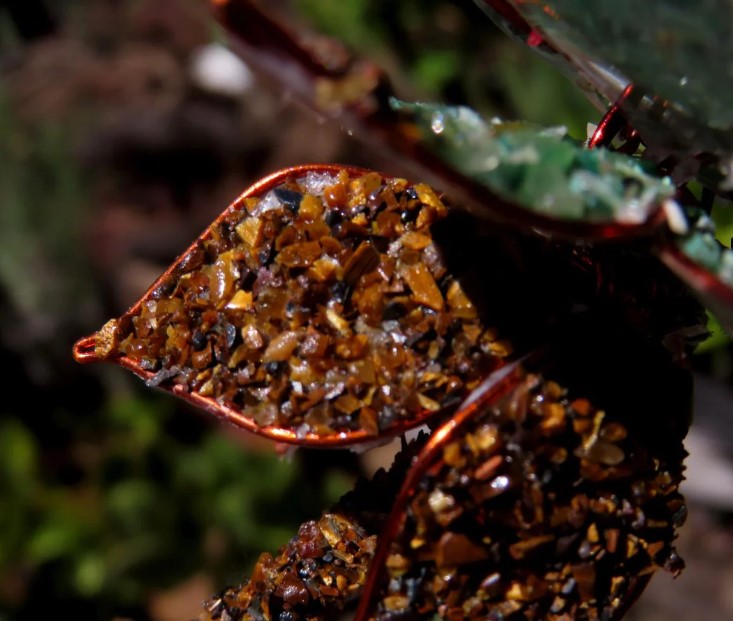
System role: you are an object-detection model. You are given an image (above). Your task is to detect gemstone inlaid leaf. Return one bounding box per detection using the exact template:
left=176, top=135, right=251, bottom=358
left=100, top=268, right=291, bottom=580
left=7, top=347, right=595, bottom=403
left=75, top=166, right=512, bottom=444
left=196, top=342, right=692, bottom=621
left=361, top=359, right=689, bottom=621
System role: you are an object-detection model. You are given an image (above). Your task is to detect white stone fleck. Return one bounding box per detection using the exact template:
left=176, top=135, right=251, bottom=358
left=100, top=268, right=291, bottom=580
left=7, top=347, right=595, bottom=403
left=189, top=43, right=254, bottom=97
left=251, top=190, right=281, bottom=216
left=663, top=199, right=689, bottom=235
left=300, top=172, right=337, bottom=195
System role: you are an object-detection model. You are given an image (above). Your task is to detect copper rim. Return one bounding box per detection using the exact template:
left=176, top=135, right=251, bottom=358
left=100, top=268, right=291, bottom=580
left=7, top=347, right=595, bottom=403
left=353, top=358, right=527, bottom=621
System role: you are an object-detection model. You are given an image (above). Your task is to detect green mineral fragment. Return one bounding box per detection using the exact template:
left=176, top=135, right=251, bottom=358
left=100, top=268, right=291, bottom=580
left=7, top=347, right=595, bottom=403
left=391, top=99, right=674, bottom=223
left=678, top=213, right=733, bottom=287
left=681, top=232, right=723, bottom=272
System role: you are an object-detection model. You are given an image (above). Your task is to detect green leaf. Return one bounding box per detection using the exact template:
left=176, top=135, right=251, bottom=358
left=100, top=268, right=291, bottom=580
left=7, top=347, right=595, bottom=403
left=711, top=199, right=733, bottom=247
left=413, top=49, right=461, bottom=94
left=293, top=0, right=379, bottom=50
left=696, top=311, right=731, bottom=354
left=106, top=480, right=159, bottom=535
left=26, top=515, right=87, bottom=564
left=0, top=421, right=38, bottom=488
left=73, top=553, right=107, bottom=597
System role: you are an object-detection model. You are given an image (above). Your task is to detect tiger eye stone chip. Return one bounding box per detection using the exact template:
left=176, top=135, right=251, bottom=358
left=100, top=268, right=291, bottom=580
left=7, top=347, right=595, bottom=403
left=100, top=169, right=508, bottom=437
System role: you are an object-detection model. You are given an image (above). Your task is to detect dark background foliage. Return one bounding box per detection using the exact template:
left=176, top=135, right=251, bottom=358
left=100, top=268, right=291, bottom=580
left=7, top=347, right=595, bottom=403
left=0, top=1, right=731, bottom=620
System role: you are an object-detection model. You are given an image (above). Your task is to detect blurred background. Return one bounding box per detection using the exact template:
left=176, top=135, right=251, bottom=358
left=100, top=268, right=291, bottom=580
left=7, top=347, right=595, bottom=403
left=0, top=1, right=732, bottom=620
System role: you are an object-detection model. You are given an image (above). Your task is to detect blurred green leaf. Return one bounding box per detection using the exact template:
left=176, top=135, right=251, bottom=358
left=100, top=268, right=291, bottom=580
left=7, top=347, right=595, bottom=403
left=106, top=395, right=170, bottom=451
left=106, top=480, right=159, bottom=534
left=323, top=469, right=353, bottom=503
left=0, top=421, right=38, bottom=487
left=73, top=553, right=107, bottom=597
left=413, top=49, right=460, bottom=94
left=294, top=0, right=378, bottom=49
left=696, top=312, right=731, bottom=354
left=26, top=514, right=88, bottom=564
left=711, top=199, right=733, bottom=247
left=494, top=44, right=597, bottom=139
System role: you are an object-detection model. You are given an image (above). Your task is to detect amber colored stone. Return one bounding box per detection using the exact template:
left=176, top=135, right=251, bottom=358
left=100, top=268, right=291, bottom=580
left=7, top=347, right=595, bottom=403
left=274, top=572, right=310, bottom=606
left=299, top=193, right=324, bottom=220
left=435, top=533, right=488, bottom=567
left=540, top=402, right=567, bottom=432
left=236, top=216, right=265, bottom=248
left=508, top=535, right=555, bottom=560
left=570, top=563, right=597, bottom=601
left=400, top=231, right=433, bottom=250
left=275, top=240, right=322, bottom=268
left=262, top=331, right=300, bottom=362
left=414, top=183, right=447, bottom=216
left=324, top=182, right=347, bottom=208
left=600, top=422, right=628, bottom=442
left=473, top=454, right=503, bottom=481
left=94, top=319, right=119, bottom=358
left=442, top=441, right=466, bottom=468
left=446, top=281, right=478, bottom=319
left=226, top=289, right=254, bottom=310
left=343, top=241, right=380, bottom=284
left=403, top=263, right=444, bottom=311
left=578, top=439, right=625, bottom=466
left=358, top=406, right=379, bottom=436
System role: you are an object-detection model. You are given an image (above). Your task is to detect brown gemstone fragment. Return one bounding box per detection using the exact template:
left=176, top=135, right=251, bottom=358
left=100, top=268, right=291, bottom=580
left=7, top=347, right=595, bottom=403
left=274, top=572, right=310, bottom=607
left=343, top=241, right=380, bottom=285
left=446, top=280, right=477, bottom=319
left=226, top=289, right=254, bottom=311
left=236, top=216, right=265, bottom=248
left=435, top=532, right=489, bottom=567
left=275, top=240, right=322, bottom=268
left=571, top=563, right=597, bottom=602
left=402, top=263, right=444, bottom=311
left=89, top=168, right=511, bottom=440
left=262, top=330, right=300, bottom=362
left=94, top=319, right=119, bottom=359
left=508, top=535, right=555, bottom=560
